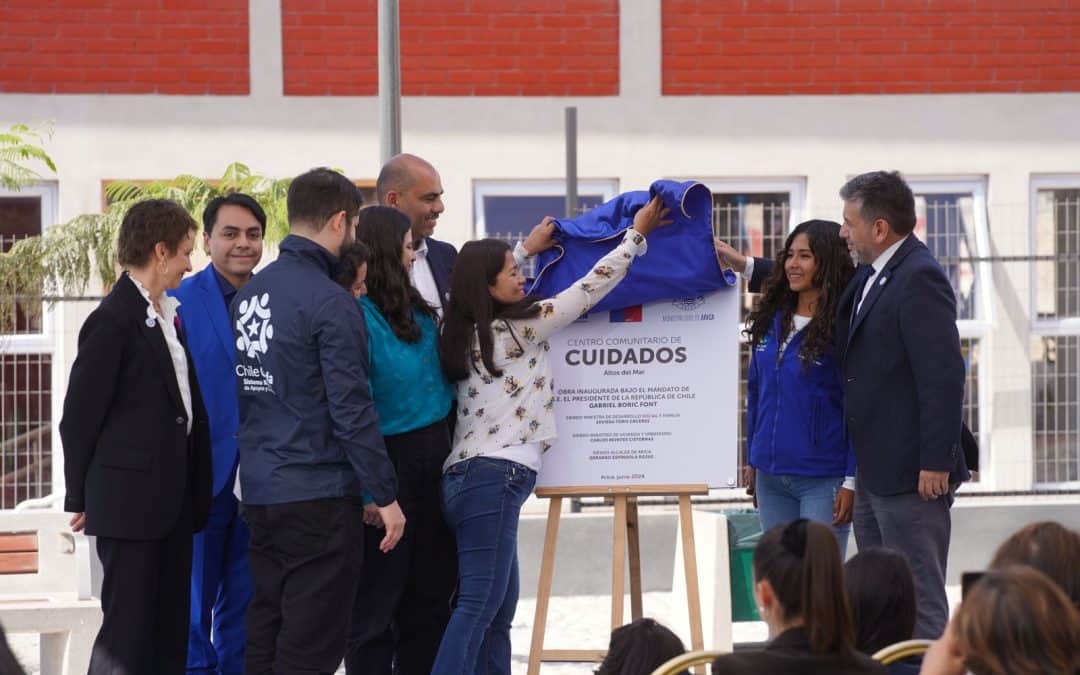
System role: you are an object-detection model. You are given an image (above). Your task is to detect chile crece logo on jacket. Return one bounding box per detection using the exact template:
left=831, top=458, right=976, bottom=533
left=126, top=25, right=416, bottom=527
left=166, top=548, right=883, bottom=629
left=235, top=292, right=275, bottom=394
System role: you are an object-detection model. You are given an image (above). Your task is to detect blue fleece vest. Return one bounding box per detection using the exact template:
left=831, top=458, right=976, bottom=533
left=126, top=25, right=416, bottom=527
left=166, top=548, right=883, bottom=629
left=528, top=180, right=737, bottom=313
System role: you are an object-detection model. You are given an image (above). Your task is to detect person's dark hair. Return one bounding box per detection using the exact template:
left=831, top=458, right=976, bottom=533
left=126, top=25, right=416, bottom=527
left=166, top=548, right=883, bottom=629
left=595, top=618, right=687, bottom=675
left=440, top=238, right=540, bottom=381
left=954, top=565, right=1080, bottom=675
left=355, top=206, right=435, bottom=342
left=116, top=198, right=197, bottom=268
left=744, top=219, right=854, bottom=367
left=202, top=193, right=267, bottom=235
left=990, top=521, right=1080, bottom=610
left=839, top=170, right=917, bottom=236
left=843, top=548, right=917, bottom=655
left=335, top=240, right=371, bottom=292
left=287, top=167, right=363, bottom=230
left=754, top=519, right=854, bottom=656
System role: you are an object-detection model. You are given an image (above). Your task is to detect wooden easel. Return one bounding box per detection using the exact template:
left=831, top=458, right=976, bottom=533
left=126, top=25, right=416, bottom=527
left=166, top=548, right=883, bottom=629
left=526, top=484, right=709, bottom=674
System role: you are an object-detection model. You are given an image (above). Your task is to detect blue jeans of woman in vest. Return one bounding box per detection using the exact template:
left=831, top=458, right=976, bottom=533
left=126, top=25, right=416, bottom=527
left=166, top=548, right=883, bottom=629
left=431, top=456, right=537, bottom=675
left=755, top=470, right=851, bottom=557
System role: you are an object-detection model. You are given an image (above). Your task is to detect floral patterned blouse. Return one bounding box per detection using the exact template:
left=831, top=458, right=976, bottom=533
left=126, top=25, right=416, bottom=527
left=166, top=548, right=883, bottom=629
left=444, top=229, right=648, bottom=473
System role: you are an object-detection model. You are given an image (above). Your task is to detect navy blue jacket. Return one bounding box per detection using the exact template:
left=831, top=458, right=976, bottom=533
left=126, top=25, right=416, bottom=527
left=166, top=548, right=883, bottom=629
left=752, top=236, right=968, bottom=496
left=424, top=236, right=457, bottom=311
left=231, top=235, right=397, bottom=506
left=171, top=265, right=242, bottom=497
left=529, top=180, right=735, bottom=312
left=747, top=313, right=855, bottom=478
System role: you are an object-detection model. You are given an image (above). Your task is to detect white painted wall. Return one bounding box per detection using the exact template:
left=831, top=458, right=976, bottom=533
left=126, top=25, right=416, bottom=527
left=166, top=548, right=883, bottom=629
left=3, top=0, right=1079, bottom=492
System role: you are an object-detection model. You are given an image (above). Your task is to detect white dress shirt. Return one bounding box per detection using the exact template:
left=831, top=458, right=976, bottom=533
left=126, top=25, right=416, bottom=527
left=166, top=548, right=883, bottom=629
left=411, top=238, right=443, bottom=318
left=856, top=235, right=909, bottom=313
left=130, top=274, right=192, bottom=435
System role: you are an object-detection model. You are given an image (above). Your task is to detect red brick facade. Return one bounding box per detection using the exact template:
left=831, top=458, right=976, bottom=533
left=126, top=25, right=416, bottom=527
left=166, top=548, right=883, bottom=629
left=0, top=0, right=250, bottom=95
left=281, top=0, right=620, bottom=96
left=662, top=0, right=1080, bottom=95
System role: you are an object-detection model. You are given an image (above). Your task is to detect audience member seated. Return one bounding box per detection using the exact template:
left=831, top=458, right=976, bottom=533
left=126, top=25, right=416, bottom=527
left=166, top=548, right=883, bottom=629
left=844, top=548, right=920, bottom=675
left=919, top=565, right=1080, bottom=675
left=711, top=519, right=886, bottom=675
left=595, top=617, right=686, bottom=675
left=989, top=520, right=1080, bottom=610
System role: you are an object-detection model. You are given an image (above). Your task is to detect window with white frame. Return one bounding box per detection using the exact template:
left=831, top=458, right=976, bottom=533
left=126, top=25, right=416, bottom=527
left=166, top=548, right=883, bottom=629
left=1031, top=176, right=1080, bottom=486
left=1, top=183, right=57, bottom=508
left=473, top=179, right=619, bottom=241
left=907, top=178, right=991, bottom=474
left=703, top=178, right=806, bottom=488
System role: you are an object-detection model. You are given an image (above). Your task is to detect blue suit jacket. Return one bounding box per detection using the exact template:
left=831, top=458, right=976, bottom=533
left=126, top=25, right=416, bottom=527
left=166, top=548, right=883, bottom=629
left=172, top=266, right=241, bottom=497
left=752, top=237, right=968, bottom=496
left=424, top=236, right=457, bottom=311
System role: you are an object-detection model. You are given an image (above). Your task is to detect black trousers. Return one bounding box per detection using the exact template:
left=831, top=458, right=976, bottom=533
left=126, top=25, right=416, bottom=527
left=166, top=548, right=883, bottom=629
left=242, top=497, right=365, bottom=675
left=345, top=420, right=458, bottom=675
left=90, top=497, right=193, bottom=675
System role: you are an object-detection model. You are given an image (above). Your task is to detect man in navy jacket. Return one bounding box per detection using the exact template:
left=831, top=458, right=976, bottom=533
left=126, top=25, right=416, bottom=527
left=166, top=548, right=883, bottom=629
left=233, top=168, right=405, bottom=673
left=377, top=153, right=456, bottom=314
left=343, top=154, right=459, bottom=675
left=719, top=171, right=967, bottom=639
left=172, top=193, right=265, bottom=674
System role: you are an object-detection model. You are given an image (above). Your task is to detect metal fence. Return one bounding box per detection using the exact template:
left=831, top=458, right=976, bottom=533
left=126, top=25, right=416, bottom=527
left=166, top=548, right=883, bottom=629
left=0, top=353, right=52, bottom=508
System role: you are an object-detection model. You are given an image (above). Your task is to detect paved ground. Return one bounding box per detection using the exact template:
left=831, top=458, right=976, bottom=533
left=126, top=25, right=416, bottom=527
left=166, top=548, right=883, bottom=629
left=7, top=493, right=1074, bottom=673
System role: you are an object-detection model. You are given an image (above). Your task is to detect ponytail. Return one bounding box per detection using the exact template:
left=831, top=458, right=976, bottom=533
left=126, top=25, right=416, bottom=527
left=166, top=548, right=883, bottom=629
left=753, top=519, right=855, bottom=655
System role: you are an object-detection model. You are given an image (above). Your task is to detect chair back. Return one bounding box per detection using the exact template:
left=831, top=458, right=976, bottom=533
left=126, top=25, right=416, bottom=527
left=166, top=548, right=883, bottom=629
left=872, top=638, right=934, bottom=665
left=649, top=649, right=723, bottom=675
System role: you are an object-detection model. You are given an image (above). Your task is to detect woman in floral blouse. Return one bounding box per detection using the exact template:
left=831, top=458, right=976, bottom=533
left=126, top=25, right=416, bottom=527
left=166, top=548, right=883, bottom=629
left=432, top=196, right=671, bottom=675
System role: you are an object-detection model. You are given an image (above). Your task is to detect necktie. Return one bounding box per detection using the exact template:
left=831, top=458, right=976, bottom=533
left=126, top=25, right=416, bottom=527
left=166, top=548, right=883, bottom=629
left=849, top=265, right=873, bottom=329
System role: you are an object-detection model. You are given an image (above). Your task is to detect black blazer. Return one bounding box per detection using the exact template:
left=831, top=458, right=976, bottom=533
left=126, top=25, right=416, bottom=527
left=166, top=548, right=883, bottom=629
left=60, top=273, right=212, bottom=539
left=424, top=236, right=457, bottom=311
left=712, top=628, right=887, bottom=675
left=751, top=237, right=968, bottom=496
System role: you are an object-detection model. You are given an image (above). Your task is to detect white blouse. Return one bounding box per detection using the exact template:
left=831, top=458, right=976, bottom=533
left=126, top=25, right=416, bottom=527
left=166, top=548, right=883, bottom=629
left=445, top=229, right=648, bottom=473
left=130, top=274, right=193, bottom=435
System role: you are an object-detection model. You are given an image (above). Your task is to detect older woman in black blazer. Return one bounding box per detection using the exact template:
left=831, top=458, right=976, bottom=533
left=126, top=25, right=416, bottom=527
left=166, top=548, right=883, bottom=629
left=712, top=519, right=887, bottom=675
left=60, top=199, right=212, bottom=675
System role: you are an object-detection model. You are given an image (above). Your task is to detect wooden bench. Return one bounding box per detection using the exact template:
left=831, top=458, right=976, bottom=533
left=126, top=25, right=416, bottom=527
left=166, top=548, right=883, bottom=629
left=0, top=510, right=101, bottom=675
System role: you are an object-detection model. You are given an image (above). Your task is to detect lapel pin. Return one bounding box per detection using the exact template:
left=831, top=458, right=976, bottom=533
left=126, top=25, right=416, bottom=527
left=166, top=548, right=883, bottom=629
left=878, top=275, right=888, bottom=286
left=145, top=317, right=156, bottom=327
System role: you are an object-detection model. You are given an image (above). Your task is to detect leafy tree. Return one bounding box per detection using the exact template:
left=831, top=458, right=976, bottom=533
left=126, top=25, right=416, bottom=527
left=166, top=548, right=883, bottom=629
left=1, top=143, right=291, bottom=331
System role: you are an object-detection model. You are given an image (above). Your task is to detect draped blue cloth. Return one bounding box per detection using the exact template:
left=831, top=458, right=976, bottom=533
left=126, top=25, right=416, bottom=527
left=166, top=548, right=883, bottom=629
left=528, top=180, right=736, bottom=313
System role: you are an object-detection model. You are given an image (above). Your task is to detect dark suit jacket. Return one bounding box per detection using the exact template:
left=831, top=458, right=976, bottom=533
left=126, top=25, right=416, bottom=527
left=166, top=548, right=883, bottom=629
left=750, top=237, right=968, bottom=496
left=424, top=236, right=457, bottom=311
left=60, top=273, right=212, bottom=539
left=712, top=628, right=887, bottom=675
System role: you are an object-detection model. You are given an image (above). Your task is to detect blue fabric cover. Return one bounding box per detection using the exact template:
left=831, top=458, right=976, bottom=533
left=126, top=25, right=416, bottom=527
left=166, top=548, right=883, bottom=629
left=528, top=180, right=736, bottom=312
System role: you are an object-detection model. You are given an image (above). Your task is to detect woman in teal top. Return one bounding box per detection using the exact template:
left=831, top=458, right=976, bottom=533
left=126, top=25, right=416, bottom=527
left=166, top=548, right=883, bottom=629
left=345, top=206, right=458, bottom=674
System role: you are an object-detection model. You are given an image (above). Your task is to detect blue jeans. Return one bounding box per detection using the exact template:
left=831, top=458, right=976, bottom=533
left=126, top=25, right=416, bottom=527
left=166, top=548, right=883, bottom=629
left=432, top=457, right=536, bottom=675
left=755, top=470, right=850, bottom=558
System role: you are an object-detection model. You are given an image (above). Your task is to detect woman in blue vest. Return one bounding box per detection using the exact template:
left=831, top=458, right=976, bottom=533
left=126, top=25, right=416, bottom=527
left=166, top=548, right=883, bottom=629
left=344, top=206, right=458, bottom=675
left=744, top=219, right=856, bottom=555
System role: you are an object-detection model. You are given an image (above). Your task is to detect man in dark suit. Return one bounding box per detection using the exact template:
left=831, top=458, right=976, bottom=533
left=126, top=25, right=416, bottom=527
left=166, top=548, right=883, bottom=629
left=344, top=154, right=459, bottom=675
left=61, top=199, right=213, bottom=673
left=717, top=171, right=967, bottom=639
left=172, top=193, right=265, bottom=674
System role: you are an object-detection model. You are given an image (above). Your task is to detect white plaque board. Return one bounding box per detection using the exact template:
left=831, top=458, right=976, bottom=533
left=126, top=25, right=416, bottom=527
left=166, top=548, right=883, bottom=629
left=537, top=290, right=740, bottom=490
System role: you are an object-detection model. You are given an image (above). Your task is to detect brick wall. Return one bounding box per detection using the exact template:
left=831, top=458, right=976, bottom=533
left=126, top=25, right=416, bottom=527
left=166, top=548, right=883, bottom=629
left=282, top=0, right=619, bottom=96
left=0, top=0, right=249, bottom=95
left=662, top=0, right=1080, bottom=95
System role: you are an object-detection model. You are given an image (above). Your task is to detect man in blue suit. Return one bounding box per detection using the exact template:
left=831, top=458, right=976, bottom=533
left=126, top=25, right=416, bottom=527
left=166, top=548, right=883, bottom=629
left=173, top=193, right=265, bottom=674
left=345, top=154, right=459, bottom=675
left=717, top=171, right=967, bottom=639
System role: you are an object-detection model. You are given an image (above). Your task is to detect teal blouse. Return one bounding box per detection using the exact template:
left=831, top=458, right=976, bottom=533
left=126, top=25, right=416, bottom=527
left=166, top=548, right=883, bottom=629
left=359, top=296, right=453, bottom=437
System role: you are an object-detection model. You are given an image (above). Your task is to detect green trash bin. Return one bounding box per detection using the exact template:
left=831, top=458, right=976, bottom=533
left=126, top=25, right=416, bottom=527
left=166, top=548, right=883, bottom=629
left=725, top=510, right=763, bottom=622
